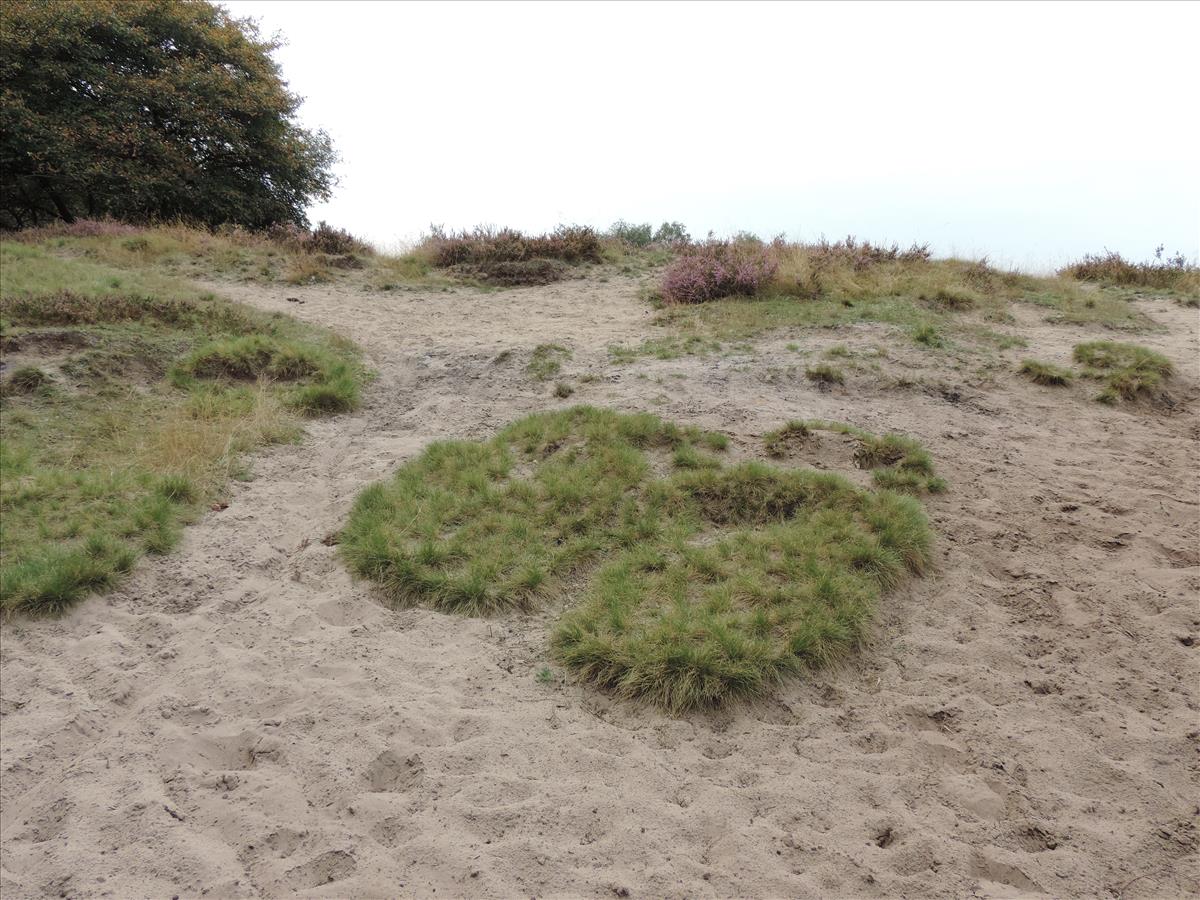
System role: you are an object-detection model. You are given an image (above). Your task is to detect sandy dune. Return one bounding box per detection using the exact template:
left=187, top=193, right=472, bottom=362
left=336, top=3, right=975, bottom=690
left=1, top=275, right=1197, bottom=898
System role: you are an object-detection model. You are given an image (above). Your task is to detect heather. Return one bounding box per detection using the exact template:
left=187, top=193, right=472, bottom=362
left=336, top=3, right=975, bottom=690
left=660, top=240, right=779, bottom=303
left=1060, top=248, right=1200, bottom=298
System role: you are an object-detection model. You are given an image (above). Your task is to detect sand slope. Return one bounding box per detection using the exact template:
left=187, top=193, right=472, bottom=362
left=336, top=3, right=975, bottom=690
left=2, top=276, right=1197, bottom=898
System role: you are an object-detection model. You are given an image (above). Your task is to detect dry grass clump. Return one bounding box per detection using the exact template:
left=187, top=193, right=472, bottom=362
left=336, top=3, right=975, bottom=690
left=1060, top=248, right=1200, bottom=296
left=1073, top=340, right=1173, bottom=403
left=1018, top=359, right=1073, bottom=386
left=804, top=363, right=845, bottom=385
left=1, top=365, right=52, bottom=396
left=341, top=407, right=935, bottom=712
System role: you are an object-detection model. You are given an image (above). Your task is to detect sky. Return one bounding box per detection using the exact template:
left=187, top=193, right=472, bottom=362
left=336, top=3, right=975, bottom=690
left=224, top=0, right=1199, bottom=270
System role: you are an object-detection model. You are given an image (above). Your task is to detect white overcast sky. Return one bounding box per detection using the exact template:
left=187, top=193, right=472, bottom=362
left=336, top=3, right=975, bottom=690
left=224, top=0, right=1198, bottom=269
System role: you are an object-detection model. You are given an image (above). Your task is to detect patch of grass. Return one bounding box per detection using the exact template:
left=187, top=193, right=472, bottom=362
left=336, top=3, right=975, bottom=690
left=527, top=344, right=571, bottom=380
left=1073, top=340, right=1173, bottom=403
left=0, top=239, right=365, bottom=617
left=647, top=236, right=1148, bottom=351
left=1, top=365, right=53, bottom=396
left=763, top=420, right=946, bottom=495
left=763, top=421, right=810, bottom=458
left=608, top=334, right=722, bottom=363
left=912, top=324, right=945, bottom=348
left=1018, top=359, right=1073, bottom=386
left=341, top=407, right=935, bottom=712
left=804, top=363, right=845, bottom=385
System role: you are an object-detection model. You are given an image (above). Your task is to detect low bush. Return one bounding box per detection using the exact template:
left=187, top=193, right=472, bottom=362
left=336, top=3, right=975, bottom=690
left=426, top=225, right=603, bottom=269
left=1073, top=340, right=1173, bottom=403
left=660, top=241, right=779, bottom=304
left=305, top=221, right=372, bottom=256
left=608, top=220, right=655, bottom=247
left=604, top=220, right=691, bottom=248
left=340, top=407, right=934, bottom=712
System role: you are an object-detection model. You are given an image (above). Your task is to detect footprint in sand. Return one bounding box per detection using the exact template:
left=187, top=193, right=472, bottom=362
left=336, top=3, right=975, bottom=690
left=364, top=749, right=424, bottom=792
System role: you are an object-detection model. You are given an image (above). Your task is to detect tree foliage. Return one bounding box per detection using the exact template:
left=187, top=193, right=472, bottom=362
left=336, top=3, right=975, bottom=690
left=0, top=0, right=336, bottom=229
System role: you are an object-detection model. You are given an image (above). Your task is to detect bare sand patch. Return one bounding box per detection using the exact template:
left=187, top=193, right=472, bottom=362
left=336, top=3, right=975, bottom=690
left=2, top=275, right=1196, bottom=898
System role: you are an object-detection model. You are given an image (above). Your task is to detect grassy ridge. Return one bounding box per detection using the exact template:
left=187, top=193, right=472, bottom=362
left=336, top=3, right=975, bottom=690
left=340, top=407, right=936, bottom=712
left=0, top=240, right=365, bottom=616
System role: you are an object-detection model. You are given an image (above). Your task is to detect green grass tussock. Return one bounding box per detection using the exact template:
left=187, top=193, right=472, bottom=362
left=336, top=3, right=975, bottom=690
left=0, top=237, right=366, bottom=617
left=526, top=344, right=571, bottom=381
left=340, top=407, right=935, bottom=712
left=763, top=420, right=946, bottom=495
left=1018, top=359, right=1073, bottom=386
left=1073, top=340, right=1173, bottom=403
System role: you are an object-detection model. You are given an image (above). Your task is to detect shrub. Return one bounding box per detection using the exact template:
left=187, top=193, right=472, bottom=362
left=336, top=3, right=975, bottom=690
left=1019, top=359, right=1073, bottom=386
left=608, top=220, right=655, bottom=247
left=305, top=221, right=371, bottom=256
left=426, top=224, right=603, bottom=269
left=653, top=221, right=691, bottom=244
left=660, top=241, right=779, bottom=304
left=806, top=236, right=931, bottom=270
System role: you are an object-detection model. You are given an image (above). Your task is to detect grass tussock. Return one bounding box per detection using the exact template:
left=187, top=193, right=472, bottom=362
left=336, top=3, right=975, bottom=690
left=1073, top=340, right=1173, bottom=403
left=526, top=344, right=571, bottom=381
left=1018, top=359, right=1073, bottom=386
left=763, top=420, right=946, bottom=495
left=340, top=407, right=935, bottom=712
left=804, top=363, right=845, bottom=385
left=0, top=238, right=365, bottom=617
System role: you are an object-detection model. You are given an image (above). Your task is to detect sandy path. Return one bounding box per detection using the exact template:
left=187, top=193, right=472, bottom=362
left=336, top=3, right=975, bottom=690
left=2, top=276, right=1197, bottom=898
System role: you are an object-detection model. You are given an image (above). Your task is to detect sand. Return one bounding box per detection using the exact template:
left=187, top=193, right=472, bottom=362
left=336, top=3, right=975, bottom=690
left=1, top=274, right=1197, bottom=898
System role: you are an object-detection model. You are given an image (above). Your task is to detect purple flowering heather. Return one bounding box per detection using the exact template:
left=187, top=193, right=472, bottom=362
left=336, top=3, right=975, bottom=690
left=660, top=241, right=778, bottom=303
